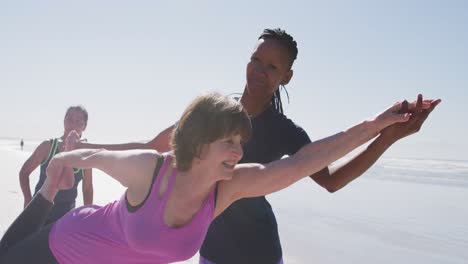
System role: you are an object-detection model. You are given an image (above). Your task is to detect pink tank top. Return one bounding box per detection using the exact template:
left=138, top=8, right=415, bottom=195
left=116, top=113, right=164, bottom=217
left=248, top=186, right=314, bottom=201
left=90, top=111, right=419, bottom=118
left=49, top=155, right=216, bottom=264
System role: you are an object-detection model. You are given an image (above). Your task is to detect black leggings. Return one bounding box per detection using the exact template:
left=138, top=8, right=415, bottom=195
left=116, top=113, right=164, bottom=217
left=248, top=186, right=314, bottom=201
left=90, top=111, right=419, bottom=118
left=45, top=201, right=75, bottom=226
left=0, top=194, right=58, bottom=264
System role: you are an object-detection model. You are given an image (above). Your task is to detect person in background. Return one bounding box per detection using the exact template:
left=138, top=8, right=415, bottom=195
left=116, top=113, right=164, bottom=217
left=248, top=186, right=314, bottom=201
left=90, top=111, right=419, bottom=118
left=18, top=105, right=93, bottom=225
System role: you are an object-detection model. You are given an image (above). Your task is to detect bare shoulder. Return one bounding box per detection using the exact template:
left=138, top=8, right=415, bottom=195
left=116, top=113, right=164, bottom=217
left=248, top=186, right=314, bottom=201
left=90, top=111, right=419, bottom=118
left=226, top=163, right=266, bottom=188
left=21, top=140, right=53, bottom=170
left=214, top=162, right=265, bottom=215
left=37, top=139, right=52, bottom=151
left=32, top=140, right=53, bottom=158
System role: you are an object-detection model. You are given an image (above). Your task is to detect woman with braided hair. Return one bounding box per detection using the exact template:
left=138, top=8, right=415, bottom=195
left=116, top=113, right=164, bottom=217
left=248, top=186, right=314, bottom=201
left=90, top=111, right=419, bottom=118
left=144, top=29, right=440, bottom=264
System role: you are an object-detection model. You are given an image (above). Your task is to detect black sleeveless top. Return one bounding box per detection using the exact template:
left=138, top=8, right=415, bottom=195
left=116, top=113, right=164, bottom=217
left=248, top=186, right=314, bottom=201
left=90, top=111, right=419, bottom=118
left=34, top=138, right=84, bottom=204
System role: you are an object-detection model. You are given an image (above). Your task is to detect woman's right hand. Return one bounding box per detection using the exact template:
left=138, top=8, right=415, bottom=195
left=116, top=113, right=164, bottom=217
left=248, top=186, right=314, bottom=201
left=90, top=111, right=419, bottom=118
left=373, top=94, right=435, bottom=131
left=381, top=95, right=441, bottom=142
left=64, top=130, right=80, bottom=151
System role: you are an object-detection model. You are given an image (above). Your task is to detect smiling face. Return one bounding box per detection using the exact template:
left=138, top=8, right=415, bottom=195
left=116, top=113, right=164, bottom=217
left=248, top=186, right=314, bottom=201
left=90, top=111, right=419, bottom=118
left=245, top=38, right=293, bottom=101
left=198, top=133, right=244, bottom=181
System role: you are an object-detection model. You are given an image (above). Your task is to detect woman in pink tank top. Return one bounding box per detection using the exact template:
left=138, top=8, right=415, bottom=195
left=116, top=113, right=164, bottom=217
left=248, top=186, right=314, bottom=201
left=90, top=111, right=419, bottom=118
left=0, top=92, right=439, bottom=263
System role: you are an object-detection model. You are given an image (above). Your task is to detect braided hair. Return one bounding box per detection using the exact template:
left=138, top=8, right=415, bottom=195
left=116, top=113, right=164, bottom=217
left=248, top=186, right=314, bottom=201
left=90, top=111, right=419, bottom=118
left=258, top=28, right=298, bottom=114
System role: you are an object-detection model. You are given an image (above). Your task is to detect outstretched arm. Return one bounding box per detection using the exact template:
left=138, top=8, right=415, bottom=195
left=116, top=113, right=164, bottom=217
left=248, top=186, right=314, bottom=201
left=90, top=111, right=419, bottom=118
left=77, top=141, right=151, bottom=151
left=76, top=125, right=174, bottom=152
left=38, top=148, right=160, bottom=204
left=216, top=95, right=438, bottom=215
left=311, top=96, right=441, bottom=192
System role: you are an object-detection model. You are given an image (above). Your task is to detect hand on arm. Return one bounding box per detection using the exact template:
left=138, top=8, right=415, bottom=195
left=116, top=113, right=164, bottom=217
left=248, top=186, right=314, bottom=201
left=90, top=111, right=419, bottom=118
left=380, top=96, right=441, bottom=142
left=217, top=97, right=412, bottom=212
left=311, top=95, right=441, bottom=192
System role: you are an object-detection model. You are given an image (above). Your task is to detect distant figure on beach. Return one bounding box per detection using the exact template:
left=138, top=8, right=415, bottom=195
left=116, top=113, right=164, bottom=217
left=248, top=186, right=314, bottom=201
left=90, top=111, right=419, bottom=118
left=20, top=139, right=24, bottom=151
left=0, top=92, right=438, bottom=264
left=18, top=105, right=93, bottom=225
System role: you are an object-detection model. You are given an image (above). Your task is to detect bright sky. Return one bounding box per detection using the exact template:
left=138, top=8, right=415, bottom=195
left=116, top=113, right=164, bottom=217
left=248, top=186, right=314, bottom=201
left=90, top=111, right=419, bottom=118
left=1, top=0, right=466, bottom=160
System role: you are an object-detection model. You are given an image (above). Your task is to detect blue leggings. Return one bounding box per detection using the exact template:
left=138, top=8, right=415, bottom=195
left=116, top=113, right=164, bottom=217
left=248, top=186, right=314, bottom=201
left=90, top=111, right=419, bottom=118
left=0, top=194, right=58, bottom=264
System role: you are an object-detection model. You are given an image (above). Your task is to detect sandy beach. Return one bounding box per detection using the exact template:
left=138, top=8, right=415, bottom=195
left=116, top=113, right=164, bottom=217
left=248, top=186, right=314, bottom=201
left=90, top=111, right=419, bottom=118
left=1, top=138, right=467, bottom=263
